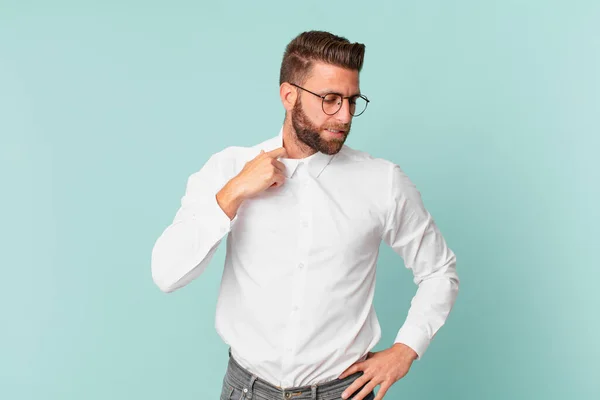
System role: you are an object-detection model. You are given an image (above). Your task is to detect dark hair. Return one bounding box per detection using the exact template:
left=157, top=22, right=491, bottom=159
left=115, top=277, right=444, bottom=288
left=279, top=31, right=366, bottom=86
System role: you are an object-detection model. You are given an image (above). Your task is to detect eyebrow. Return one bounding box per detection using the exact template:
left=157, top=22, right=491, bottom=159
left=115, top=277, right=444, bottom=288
left=319, top=89, right=362, bottom=97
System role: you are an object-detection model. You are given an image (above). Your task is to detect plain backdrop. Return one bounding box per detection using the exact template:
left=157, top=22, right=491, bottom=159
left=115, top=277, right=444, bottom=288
left=1, top=1, right=598, bottom=399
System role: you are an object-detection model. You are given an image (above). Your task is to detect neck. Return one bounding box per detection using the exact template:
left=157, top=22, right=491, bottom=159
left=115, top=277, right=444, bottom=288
left=282, top=118, right=318, bottom=159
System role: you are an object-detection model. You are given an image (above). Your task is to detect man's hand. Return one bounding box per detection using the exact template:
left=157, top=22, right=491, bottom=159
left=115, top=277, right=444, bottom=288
left=235, top=147, right=289, bottom=195
left=338, top=343, right=418, bottom=400
left=216, top=147, right=288, bottom=219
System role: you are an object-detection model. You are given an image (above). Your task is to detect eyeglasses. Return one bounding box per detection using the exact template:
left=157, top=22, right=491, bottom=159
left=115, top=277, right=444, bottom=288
left=289, top=83, right=370, bottom=117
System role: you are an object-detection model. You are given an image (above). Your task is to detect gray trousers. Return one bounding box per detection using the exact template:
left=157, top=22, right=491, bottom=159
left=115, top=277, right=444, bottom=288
left=221, top=349, right=375, bottom=400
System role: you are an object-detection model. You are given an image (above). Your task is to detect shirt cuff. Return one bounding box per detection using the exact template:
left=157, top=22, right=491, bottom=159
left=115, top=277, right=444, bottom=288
left=394, top=324, right=431, bottom=360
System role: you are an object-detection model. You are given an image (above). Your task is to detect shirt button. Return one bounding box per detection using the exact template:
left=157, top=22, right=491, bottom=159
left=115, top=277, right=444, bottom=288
left=298, top=263, right=304, bottom=269
left=292, top=306, right=299, bottom=312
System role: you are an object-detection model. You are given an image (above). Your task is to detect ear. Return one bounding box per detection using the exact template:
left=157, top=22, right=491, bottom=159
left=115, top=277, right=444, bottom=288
left=280, top=82, right=297, bottom=112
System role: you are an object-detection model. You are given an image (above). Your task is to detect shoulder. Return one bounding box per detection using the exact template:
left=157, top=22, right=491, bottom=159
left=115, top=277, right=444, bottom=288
left=213, top=135, right=279, bottom=164
left=335, top=144, right=418, bottom=199
left=202, top=136, right=275, bottom=179
left=336, top=144, right=399, bottom=176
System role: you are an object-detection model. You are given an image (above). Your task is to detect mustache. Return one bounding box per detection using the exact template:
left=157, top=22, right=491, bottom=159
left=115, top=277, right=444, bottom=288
left=323, top=124, right=351, bottom=132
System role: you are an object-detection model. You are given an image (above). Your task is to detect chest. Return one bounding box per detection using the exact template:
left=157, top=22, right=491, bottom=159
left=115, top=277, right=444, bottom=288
left=229, top=172, right=384, bottom=258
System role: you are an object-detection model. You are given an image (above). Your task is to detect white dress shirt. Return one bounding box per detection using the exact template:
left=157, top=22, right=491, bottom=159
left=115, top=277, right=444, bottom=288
left=151, top=128, right=459, bottom=388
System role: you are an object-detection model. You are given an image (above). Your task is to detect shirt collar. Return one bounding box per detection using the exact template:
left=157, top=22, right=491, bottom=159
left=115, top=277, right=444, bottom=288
left=260, top=127, right=335, bottom=179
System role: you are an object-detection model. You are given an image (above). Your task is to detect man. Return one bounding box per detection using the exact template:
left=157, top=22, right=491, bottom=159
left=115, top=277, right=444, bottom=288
left=151, top=30, right=459, bottom=400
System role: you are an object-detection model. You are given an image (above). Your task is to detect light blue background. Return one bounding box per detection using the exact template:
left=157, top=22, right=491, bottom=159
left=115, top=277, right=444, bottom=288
left=1, top=1, right=598, bottom=399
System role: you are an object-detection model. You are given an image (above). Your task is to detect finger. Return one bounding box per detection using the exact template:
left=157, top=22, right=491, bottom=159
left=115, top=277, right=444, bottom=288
left=271, top=159, right=286, bottom=173
left=338, top=362, right=364, bottom=380
left=270, top=173, right=286, bottom=188
left=270, top=177, right=285, bottom=188
left=352, top=381, right=379, bottom=400
left=253, top=149, right=267, bottom=161
left=341, top=375, right=370, bottom=399
left=373, top=383, right=391, bottom=400
left=266, top=147, right=288, bottom=159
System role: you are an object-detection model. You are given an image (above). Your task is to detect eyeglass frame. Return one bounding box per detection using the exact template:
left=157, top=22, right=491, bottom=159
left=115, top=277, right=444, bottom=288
left=289, top=83, right=370, bottom=117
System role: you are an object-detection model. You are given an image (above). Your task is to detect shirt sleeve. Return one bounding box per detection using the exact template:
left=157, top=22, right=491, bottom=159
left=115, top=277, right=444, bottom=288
left=381, top=163, right=459, bottom=359
left=151, top=149, right=237, bottom=293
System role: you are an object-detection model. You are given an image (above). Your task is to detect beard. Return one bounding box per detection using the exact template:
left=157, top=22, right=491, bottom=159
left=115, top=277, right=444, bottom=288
left=291, top=98, right=351, bottom=155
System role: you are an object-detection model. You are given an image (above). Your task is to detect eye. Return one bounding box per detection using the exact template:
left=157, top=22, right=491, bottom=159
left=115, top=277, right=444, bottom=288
left=323, top=94, right=340, bottom=104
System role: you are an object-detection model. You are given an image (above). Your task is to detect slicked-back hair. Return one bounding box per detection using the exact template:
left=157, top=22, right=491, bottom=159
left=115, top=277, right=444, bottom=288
left=279, top=31, right=365, bottom=86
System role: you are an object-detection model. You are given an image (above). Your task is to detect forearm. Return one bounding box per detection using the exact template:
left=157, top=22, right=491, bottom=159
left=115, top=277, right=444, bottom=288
left=216, top=177, right=246, bottom=220
left=151, top=191, right=235, bottom=293
left=395, top=253, right=459, bottom=359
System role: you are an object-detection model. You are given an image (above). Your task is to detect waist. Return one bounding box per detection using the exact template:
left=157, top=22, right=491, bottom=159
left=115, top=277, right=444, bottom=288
left=225, top=348, right=368, bottom=399
left=228, top=345, right=370, bottom=388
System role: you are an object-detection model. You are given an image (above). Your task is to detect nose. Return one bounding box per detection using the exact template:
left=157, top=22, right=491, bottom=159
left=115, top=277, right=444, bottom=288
left=335, top=98, right=353, bottom=124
